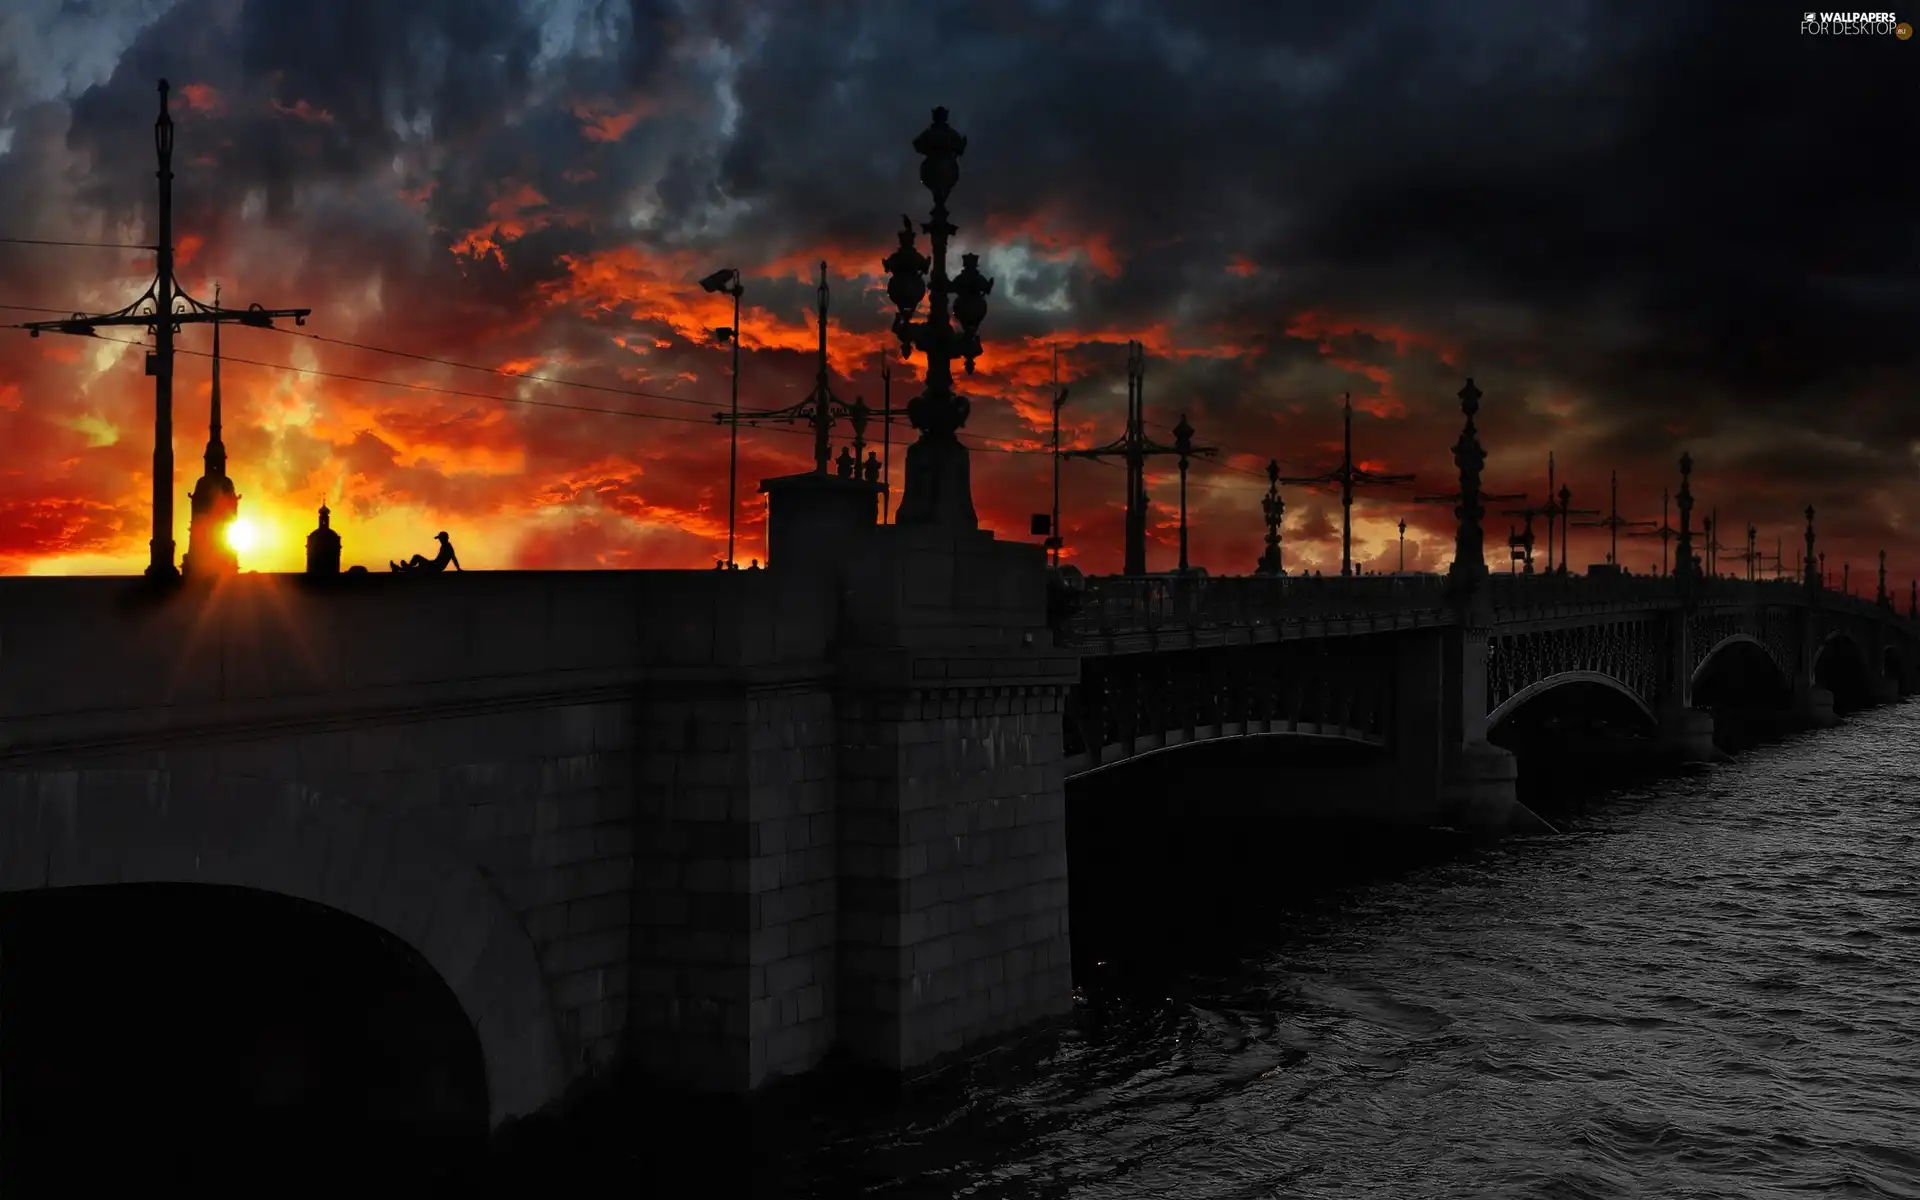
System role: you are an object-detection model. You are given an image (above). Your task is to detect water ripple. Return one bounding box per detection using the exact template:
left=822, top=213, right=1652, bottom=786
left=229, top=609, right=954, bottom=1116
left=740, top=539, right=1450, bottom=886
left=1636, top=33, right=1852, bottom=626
left=795, top=704, right=1920, bottom=1198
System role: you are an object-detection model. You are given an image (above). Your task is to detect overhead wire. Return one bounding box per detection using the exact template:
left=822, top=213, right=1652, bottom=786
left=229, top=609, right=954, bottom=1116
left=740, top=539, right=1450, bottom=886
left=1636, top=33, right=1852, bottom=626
left=5, top=299, right=1404, bottom=494
left=30, top=327, right=1054, bottom=457
left=0, top=237, right=156, bottom=251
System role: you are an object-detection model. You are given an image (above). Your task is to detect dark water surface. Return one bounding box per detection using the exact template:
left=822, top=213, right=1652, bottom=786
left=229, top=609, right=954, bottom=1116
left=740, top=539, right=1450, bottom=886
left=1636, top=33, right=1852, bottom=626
left=668, top=702, right=1920, bottom=1199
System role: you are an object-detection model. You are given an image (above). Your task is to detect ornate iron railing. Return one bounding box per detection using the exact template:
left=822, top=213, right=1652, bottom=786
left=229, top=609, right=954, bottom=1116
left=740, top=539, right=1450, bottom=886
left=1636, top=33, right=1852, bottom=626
left=1053, top=569, right=1918, bottom=640
left=1057, top=573, right=1449, bottom=639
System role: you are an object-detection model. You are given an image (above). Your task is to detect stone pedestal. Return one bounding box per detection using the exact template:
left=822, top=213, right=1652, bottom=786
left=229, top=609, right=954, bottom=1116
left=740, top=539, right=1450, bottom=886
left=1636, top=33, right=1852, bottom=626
left=893, top=433, right=978, bottom=533
left=759, top=471, right=885, bottom=570
left=1657, top=701, right=1721, bottom=762
left=1791, top=680, right=1838, bottom=727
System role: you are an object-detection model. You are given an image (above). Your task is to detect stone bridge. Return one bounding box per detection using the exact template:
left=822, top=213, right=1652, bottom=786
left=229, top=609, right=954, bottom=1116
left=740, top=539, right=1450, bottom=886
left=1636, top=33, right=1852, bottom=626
left=0, top=499, right=1911, bottom=1140
left=0, top=534, right=1077, bottom=1135
left=1050, top=569, right=1917, bottom=823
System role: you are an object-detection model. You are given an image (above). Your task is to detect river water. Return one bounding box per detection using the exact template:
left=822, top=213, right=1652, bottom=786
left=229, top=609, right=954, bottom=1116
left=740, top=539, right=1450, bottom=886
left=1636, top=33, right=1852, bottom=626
left=680, top=701, right=1919, bottom=1199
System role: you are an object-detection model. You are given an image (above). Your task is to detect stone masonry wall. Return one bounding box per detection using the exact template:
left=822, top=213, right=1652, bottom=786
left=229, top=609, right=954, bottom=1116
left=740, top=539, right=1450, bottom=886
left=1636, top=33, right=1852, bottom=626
left=836, top=683, right=1073, bottom=1070
left=826, top=524, right=1083, bottom=1072
left=623, top=680, right=841, bottom=1092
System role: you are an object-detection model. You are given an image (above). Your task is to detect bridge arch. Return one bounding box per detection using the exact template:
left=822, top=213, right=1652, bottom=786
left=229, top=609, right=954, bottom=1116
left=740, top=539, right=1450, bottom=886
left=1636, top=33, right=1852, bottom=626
left=1690, top=634, right=1792, bottom=694
left=1487, top=670, right=1657, bottom=731
left=0, top=771, right=568, bottom=1128
left=1814, top=629, right=1876, bottom=710
left=1064, top=724, right=1385, bottom=779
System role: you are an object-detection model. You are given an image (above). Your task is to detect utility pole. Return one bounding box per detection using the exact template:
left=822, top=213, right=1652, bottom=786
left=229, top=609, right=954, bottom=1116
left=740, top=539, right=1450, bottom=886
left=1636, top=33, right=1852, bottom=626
left=1628, top=487, right=1679, bottom=576
left=9, top=80, right=311, bottom=580
left=1060, top=341, right=1210, bottom=574
left=1276, top=394, right=1414, bottom=577
left=699, top=265, right=746, bottom=566
left=1541, top=452, right=1561, bottom=573
left=1758, top=535, right=1784, bottom=581
left=714, top=262, right=873, bottom=482
left=1048, top=346, right=1069, bottom=566
left=1573, top=470, right=1655, bottom=569
left=1554, top=483, right=1600, bottom=575
left=1702, top=509, right=1733, bottom=578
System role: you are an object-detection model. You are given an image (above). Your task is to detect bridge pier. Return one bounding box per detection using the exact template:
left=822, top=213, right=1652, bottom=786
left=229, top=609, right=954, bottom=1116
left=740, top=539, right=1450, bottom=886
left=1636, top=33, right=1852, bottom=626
left=761, top=477, right=1080, bottom=1079
left=832, top=526, right=1079, bottom=1074
left=1655, top=699, right=1721, bottom=763
left=1791, top=679, right=1839, bottom=727
left=1439, top=741, right=1540, bottom=834
left=1869, top=676, right=1902, bottom=706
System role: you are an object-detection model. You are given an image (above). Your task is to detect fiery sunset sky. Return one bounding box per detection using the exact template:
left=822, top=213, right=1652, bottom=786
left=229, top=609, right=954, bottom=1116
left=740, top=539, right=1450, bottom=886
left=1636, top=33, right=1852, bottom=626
left=0, top=2, right=1913, bottom=585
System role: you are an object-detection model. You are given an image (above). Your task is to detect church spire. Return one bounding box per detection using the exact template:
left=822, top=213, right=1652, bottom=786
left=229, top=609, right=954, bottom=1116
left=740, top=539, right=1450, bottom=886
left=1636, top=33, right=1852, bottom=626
left=204, top=282, right=226, bottom=479
left=183, top=281, right=240, bottom=578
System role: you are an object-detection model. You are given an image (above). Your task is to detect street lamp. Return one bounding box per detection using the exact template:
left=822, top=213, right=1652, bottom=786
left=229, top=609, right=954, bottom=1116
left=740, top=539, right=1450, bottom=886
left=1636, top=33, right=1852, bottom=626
left=884, top=107, right=992, bottom=530
left=1398, top=518, right=1407, bottom=573
left=700, top=266, right=745, bottom=567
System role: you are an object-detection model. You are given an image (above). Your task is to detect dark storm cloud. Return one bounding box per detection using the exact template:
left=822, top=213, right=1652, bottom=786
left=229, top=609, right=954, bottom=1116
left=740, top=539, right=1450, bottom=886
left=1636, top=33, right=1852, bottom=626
left=0, top=0, right=1915, bottom=578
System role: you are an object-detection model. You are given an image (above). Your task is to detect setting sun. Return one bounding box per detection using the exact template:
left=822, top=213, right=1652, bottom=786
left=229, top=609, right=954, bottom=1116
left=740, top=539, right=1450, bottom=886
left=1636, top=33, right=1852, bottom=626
left=225, top=518, right=259, bottom=554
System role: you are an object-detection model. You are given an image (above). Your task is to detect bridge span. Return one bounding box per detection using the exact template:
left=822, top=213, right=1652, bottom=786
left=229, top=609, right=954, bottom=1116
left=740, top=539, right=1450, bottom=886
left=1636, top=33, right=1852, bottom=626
left=0, top=429, right=1912, bottom=1141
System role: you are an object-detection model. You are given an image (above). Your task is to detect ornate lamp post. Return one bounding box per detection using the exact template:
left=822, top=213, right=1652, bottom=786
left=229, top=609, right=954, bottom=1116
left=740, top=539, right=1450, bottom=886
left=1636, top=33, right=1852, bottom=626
left=1448, top=379, right=1490, bottom=598
left=884, top=107, right=991, bottom=531
left=1257, top=459, right=1286, bottom=576
left=1398, top=518, right=1407, bottom=573
left=1878, top=549, right=1888, bottom=606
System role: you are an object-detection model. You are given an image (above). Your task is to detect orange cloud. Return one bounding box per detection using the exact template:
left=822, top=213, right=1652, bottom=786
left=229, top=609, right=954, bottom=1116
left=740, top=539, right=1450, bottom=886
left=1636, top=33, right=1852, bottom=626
left=1227, top=256, right=1258, bottom=277
left=176, top=83, right=221, bottom=113
left=984, top=211, right=1123, bottom=278
left=571, top=99, right=657, bottom=143
left=272, top=98, right=334, bottom=125
left=1287, top=312, right=1461, bottom=369
left=451, top=183, right=577, bottom=268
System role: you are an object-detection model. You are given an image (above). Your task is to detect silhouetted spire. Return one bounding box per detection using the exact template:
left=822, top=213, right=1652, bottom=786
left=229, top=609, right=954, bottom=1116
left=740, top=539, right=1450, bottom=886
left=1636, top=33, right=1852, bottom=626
left=183, top=283, right=240, bottom=578
left=205, top=288, right=226, bottom=479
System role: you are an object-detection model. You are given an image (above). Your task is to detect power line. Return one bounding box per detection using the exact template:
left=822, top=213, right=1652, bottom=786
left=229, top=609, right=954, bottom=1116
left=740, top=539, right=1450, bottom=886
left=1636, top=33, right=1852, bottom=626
left=68, top=330, right=1047, bottom=456
left=6, top=302, right=1278, bottom=481
left=266, top=326, right=722, bottom=414
left=0, top=237, right=157, bottom=251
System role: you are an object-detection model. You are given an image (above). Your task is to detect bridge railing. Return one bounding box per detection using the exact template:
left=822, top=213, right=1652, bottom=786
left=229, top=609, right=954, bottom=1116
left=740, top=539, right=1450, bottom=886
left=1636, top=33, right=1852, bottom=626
left=1487, top=572, right=1679, bottom=611
left=1057, top=573, right=1450, bottom=638
left=1053, top=569, right=1914, bottom=641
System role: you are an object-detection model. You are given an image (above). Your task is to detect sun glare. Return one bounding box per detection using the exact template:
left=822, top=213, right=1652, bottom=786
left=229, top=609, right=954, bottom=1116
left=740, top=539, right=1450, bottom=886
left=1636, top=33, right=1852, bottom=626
left=226, top=518, right=259, bottom=554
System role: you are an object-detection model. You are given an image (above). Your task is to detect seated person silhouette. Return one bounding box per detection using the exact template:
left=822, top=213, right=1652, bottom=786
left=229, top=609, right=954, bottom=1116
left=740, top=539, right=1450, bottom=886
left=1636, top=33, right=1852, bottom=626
left=391, top=531, right=462, bottom=574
